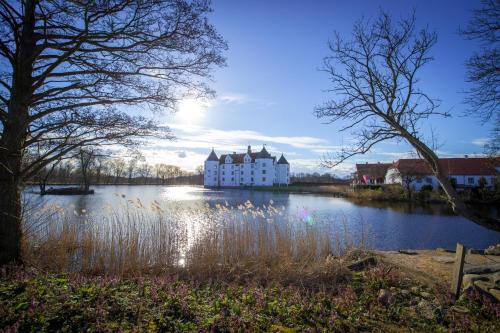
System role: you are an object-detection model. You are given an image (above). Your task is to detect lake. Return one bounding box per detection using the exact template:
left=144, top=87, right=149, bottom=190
left=24, top=185, right=499, bottom=251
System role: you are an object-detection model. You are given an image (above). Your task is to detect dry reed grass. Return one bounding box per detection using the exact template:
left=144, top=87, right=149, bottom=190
left=21, top=198, right=366, bottom=287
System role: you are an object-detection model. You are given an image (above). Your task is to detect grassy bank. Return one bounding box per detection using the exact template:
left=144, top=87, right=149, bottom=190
left=2, top=263, right=499, bottom=332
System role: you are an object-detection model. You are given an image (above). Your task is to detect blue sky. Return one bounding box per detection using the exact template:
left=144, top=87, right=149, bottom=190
left=142, top=0, right=493, bottom=176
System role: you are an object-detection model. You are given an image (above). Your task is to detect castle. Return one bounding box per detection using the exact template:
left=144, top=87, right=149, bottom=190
left=204, top=145, right=290, bottom=187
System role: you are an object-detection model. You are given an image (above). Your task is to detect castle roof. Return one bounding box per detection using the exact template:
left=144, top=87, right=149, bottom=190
left=206, top=149, right=219, bottom=161
left=277, top=154, right=289, bottom=164
left=218, top=146, right=276, bottom=164
left=256, top=146, right=272, bottom=159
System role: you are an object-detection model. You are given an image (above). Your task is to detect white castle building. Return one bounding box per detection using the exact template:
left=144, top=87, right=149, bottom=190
left=204, top=145, right=290, bottom=187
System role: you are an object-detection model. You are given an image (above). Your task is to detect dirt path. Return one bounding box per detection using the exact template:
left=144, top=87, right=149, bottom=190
left=375, top=249, right=499, bottom=286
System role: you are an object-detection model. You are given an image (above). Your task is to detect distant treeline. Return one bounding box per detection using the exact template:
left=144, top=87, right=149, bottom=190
left=31, top=153, right=203, bottom=190
left=290, top=172, right=351, bottom=185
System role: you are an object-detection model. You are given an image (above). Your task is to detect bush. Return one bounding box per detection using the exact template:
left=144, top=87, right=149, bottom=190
left=420, top=185, right=433, bottom=192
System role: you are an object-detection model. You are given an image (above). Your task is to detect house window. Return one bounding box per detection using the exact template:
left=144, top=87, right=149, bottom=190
left=222, top=177, right=225, bottom=181
left=426, top=177, right=432, bottom=183
left=231, top=171, right=234, bottom=175
left=468, top=177, right=474, bottom=184
left=231, top=177, right=234, bottom=181
left=262, top=170, right=266, bottom=174
left=416, top=178, right=422, bottom=183
left=262, top=177, right=266, bottom=182
left=241, top=170, right=244, bottom=175
left=251, top=177, right=254, bottom=182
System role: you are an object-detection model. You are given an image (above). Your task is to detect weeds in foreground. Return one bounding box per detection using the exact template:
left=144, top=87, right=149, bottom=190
left=1, top=265, right=498, bottom=332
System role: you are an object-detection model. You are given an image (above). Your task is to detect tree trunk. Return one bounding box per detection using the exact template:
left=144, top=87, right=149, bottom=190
left=0, top=0, right=37, bottom=265
left=0, top=177, right=23, bottom=266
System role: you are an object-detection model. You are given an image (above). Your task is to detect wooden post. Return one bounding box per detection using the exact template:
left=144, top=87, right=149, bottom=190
left=451, top=243, right=466, bottom=298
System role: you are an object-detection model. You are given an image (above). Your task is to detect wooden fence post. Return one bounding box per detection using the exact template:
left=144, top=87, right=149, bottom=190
left=451, top=243, right=466, bottom=298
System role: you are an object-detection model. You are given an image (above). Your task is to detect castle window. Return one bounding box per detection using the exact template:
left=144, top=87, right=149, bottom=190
left=222, top=171, right=225, bottom=175
left=262, top=162, right=266, bottom=167
left=231, top=177, right=234, bottom=181
left=231, top=171, right=234, bottom=175
left=214, top=177, right=216, bottom=181
left=262, top=170, right=266, bottom=174
left=251, top=171, right=254, bottom=175
left=251, top=177, right=254, bottom=182
left=262, top=177, right=266, bottom=182
left=222, top=177, right=225, bottom=181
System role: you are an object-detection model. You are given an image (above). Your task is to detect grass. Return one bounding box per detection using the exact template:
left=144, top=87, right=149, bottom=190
left=1, top=266, right=499, bottom=332
left=3, top=197, right=498, bottom=332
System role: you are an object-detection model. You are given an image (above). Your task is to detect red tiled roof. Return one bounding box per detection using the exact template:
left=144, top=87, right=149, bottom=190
left=355, top=163, right=392, bottom=180
left=391, top=158, right=498, bottom=176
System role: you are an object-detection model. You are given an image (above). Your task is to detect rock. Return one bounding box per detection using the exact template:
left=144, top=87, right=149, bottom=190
left=462, top=274, right=489, bottom=289
left=420, top=291, right=432, bottom=299
left=463, top=285, right=498, bottom=304
left=450, top=305, right=470, bottom=314
left=398, top=249, right=418, bottom=255
left=467, top=249, right=485, bottom=255
left=484, top=244, right=500, bottom=256
left=417, top=300, right=435, bottom=320
left=489, top=288, right=500, bottom=302
left=389, top=286, right=396, bottom=292
left=474, top=280, right=496, bottom=293
left=431, top=256, right=455, bottom=264
left=400, top=289, right=410, bottom=296
left=463, top=263, right=500, bottom=275
left=378, top=289, right=395, bottom=306
left=436, top=247, right=454, bottom=253
left=347, top=257, right=377, bottom=271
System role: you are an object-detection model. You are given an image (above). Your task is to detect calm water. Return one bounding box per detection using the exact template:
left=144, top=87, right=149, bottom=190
left=24, top=185, right=499, bottom=250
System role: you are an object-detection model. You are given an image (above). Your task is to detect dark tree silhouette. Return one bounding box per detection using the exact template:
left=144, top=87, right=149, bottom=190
left=0, top=0, right=226, bottom=265
left=315, top=11, right=499, bottom=230
left=461, top=0, right=499, bottom=123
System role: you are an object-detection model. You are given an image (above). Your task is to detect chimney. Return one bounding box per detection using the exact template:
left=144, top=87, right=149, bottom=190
left=247, top=145, right=251, bottom=154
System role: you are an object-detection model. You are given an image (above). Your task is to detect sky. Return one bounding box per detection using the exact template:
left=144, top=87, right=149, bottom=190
left=140, top=0, right=494, bottom=176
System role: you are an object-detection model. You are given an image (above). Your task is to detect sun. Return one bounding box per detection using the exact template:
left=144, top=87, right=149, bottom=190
left=176, top=98, right=211, bottom=124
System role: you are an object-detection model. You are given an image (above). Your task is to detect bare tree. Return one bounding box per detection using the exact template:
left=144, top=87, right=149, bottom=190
left=110, top=157, right=126, bottom=184
left=0, top=0, right=226, bottom=264
left=315, top=11, right=498, bottom=230
left=461, top=0, right=500, bottom=123
left=137, top=162, right=152, bottom=184
left=77, top=148, right=97, bottom=192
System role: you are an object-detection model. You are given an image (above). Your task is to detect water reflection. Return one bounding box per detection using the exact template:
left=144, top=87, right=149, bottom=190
left=23, top=185, right=500, bottom=250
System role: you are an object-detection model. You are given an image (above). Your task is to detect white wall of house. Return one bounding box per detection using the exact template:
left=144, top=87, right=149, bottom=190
left=276, top=164, right=289, bottom=185
left=204, top=160, right=219, bottom=187
left=254, top=157, right=274, bottom=186
left=385, top=168, right=495, bottom=191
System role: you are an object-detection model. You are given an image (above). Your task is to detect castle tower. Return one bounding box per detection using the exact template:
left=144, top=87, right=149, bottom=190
left=204, top=149, right=219, bottom=187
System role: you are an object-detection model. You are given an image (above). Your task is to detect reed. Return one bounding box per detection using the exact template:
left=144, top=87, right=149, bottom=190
left=21, top=198, right=366, bottom=286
